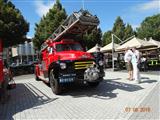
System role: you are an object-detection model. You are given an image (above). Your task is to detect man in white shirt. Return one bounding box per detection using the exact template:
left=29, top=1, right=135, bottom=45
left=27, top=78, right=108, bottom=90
left=124, top=47, right=133, bottom=80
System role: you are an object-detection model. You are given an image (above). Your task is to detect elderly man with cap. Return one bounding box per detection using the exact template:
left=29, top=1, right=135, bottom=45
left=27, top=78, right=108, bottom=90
left=124, top=47, right=133, bottom=80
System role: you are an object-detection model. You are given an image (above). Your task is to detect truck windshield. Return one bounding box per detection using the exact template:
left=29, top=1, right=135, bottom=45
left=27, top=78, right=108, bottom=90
left=56, top=43, right=83, bottom=52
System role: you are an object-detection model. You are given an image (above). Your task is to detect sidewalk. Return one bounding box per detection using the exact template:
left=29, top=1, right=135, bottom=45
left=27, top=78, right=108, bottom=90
left=0, top=71, right=159, bottom=119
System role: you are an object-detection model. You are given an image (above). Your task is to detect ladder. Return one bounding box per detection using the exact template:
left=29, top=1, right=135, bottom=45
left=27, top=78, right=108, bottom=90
left=48, top=9, right=100, bottom=41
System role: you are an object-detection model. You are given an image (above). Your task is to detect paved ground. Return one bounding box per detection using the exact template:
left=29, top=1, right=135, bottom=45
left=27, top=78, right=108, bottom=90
left=0, top=70, right=159, bottom=120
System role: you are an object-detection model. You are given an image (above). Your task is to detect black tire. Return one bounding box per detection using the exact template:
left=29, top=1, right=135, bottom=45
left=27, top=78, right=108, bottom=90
left=88, top=81, right=100, bottom=87
left=49, top=69, right=61, bottom=95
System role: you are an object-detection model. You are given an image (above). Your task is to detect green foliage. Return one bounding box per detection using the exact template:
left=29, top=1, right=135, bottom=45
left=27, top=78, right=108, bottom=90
left=102, top=30, right=112, bottom=45
left=112, top=16, right=125, bottom=43
left=124, top=24, right=134, bottom=40
left=102, top=16, right=134, bottom=46
left=137, top=14, right=160, bottom=41
left=33, top=0, right=67, bottom=50
left=83, top=28, right=102, bottom=49
left=0, top=0, right=29, bottom=47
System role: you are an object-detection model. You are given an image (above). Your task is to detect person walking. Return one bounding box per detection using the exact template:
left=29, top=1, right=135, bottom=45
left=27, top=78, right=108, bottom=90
left=124, top=47, right=133, bottom=80
left=131, top=47, right=141, bottom=83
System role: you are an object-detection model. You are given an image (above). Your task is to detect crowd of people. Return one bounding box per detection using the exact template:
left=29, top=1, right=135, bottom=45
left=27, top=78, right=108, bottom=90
left=124, top=47, right=141, bottom=83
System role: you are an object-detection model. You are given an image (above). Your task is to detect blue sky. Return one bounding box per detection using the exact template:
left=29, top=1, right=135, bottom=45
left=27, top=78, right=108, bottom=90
left=12, top=0, right=160, bottom=38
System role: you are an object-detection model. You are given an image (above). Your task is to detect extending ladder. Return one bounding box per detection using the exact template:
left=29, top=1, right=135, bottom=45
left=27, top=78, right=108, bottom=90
left=49, top=9, right=99, bottom=41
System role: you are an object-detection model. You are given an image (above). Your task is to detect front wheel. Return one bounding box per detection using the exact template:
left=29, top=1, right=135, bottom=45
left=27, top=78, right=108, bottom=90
left=49, top=69, right=61, bottom=95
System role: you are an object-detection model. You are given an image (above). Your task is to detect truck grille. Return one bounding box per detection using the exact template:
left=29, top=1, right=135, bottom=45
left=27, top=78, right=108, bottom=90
left=74, top=61, right=94, bottom=70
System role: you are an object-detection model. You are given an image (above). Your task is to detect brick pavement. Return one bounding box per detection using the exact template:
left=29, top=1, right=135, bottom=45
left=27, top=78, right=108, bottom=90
left=0, top=71, right=159, bottom=120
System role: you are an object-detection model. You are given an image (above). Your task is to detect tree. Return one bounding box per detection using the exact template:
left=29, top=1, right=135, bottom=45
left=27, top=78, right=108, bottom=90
left=102, top=30, right=112, bottom=45
left=33, top=0, right=67, bottom=50
left=123, top=24, right=134, bottom=40
left=112, top=16, right=125, bottom=43
left=0, top=0, right=29, bottom=47
left=84, top=28, right=102, bottom=49
left=137, top=14, right=160, bottom=41
left=102, top=17, right=135, bottom=46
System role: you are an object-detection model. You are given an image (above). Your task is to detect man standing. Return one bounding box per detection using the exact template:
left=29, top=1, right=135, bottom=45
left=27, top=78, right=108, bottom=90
left=124, top=47, right=133, bottom=80
left=131, top=47, right=141, bottom=83
left=94, top=47, right=104, bottom=64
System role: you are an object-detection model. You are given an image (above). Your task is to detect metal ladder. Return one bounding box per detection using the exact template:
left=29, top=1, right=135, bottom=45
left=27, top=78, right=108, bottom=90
left=48, top=9, right=99, bottom=41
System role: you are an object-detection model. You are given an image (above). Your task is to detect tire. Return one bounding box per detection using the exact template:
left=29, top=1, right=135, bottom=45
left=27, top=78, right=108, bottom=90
left=88, top=81, right=100, bottom=87
left=49, top=69, right=61, bottom=95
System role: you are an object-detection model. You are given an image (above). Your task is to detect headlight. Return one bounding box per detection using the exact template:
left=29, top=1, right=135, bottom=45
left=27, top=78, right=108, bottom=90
left=60, top=63, right=67, bottom=69
left=99, top=61, right=104, bottom=66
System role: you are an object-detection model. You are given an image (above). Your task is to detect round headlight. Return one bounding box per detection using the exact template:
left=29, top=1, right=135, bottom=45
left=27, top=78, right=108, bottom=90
left=60, top=63, right=67, bottom=69
left=99, top=61, right=104, bottom=66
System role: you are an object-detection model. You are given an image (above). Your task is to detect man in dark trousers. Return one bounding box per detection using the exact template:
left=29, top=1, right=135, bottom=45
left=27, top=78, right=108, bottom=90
left=94, top=47, right=104, bottom=63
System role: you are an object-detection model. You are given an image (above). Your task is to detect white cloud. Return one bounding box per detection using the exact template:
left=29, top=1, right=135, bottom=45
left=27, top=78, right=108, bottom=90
left=137, top=0, right=160, bottom=11
left=34, top=0, right=55, bottom=17
left=131, top=24, right=140, bottom=30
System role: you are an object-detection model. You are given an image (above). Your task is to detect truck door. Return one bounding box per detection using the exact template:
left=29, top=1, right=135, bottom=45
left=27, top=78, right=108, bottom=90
left=41, top=49, right=49, bottom=78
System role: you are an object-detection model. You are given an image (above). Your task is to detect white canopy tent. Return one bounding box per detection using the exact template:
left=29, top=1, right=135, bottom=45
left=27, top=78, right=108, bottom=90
left=116, top=37, right=156, bottom=51
left=87, top=46, right=98, bottom=53
left=148, top=38, right=160, bottom=48
left=101, top=42, right=120, bottom=52
left=87, top=44, right=102, bottom=53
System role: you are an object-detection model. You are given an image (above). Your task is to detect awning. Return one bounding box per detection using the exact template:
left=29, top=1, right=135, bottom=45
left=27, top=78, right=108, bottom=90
left=116, top=37, right=156, bottom=51
left=148, top=38, right=160, bottom=48
left=87, top=46, right=99, bottom=53
left=101, top=42, right=120, bottom=52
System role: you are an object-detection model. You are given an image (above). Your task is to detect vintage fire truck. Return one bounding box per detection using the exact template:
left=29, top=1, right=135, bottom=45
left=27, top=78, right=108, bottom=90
left=35, top=10, right=105, bottom=94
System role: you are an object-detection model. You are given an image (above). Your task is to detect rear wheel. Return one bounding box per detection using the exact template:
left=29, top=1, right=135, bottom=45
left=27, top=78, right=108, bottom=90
left=49, top=69, right=61, bottom=95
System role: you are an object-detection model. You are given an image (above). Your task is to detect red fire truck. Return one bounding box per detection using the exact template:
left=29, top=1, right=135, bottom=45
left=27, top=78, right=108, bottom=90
left=35, top=10, right=105, bottom=94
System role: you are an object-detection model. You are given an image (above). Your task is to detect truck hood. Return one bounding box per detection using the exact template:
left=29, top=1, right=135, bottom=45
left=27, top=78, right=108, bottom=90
left=55, top=51, right=94, bottom=61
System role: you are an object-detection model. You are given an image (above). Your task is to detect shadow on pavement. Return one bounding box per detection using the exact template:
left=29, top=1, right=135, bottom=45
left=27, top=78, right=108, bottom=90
left=141, top=77, right=150, bottom=79
left=140, top=79, right=157, bottom=84
left=0, top=83, right=58, bottom=120
left=107, top=78, right=121, bottom=81
left=62, top=79, right=144, bottom=100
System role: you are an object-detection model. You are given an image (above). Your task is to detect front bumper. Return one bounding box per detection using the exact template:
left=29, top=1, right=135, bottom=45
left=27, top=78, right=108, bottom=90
left=58, top=69, right=104, bottom=84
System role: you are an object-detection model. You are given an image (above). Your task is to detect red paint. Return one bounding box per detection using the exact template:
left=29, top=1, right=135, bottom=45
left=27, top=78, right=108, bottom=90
left=35, top=39, right=94, bottom=78
left=0, top=39, right=4, bottom=83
